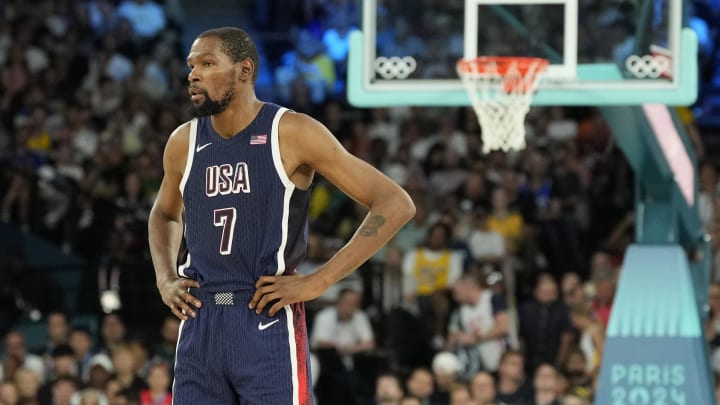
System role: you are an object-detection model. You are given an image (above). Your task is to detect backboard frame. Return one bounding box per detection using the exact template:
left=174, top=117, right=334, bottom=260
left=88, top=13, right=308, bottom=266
left=348, top=0, right=698, bottom=106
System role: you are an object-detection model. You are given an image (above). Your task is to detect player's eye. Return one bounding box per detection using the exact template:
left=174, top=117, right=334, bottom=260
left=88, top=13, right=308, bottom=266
left=204, top=61, right=214, bottom=67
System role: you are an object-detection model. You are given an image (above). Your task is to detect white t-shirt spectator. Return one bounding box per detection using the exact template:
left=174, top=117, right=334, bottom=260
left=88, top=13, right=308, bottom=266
left=467, top=229, right=506, bottom=261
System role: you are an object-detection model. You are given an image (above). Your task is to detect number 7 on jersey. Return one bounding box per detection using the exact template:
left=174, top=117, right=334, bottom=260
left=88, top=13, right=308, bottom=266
left=213, top=208, right=236, bottom=255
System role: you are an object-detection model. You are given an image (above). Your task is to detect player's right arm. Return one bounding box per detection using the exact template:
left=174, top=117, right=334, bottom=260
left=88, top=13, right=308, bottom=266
left=148, top=122, right=202, bottom=321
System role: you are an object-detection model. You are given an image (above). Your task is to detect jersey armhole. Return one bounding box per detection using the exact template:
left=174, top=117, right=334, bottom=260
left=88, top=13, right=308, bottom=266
left=179, top=118, right=198, bottom=196
left=270, top=108, right=296, bottom=190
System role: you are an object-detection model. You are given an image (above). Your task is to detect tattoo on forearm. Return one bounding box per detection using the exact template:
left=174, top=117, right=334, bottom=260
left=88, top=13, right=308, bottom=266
left=359, top=215, right=386, bottom=237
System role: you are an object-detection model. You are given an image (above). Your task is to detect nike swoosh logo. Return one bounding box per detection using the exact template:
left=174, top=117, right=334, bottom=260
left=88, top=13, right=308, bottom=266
left=258, top=319, right=279, bottom=330
left=196, top=142, right=212, bottom=152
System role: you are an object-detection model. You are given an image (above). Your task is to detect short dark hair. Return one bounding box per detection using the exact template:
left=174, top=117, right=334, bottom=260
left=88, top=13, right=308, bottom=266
left=198, top=27, right=259, bottom=82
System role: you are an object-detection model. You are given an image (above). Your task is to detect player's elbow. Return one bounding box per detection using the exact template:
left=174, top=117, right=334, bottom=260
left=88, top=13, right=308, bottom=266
left=396, top=189, right=416, bottom=224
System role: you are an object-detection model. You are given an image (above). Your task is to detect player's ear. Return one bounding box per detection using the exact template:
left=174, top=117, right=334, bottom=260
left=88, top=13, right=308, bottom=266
left=238, top=59, right=254, bottom=82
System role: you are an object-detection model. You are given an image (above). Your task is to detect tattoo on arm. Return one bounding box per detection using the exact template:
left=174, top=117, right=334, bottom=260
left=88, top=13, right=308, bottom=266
left=358, top=215, right=386, bottom=237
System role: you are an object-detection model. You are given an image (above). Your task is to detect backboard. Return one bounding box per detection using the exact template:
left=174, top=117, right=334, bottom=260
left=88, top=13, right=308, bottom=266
left=347, top=0, right=698, bottom=106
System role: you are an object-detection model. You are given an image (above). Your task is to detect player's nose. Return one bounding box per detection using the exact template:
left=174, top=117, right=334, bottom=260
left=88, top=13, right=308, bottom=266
left=187, top=67, right=201, bottom=83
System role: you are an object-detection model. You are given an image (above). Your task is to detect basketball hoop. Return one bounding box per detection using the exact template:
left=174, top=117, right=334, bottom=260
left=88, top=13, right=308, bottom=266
left=457, top=57, right=549, bottom=153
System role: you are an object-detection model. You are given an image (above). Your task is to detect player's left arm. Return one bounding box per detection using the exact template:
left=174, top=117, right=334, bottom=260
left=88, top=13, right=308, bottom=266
left=249, top=112, right=416, bottom=316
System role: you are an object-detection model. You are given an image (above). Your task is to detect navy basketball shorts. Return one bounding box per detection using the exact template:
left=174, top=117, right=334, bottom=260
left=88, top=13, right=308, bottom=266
left=173, top=289, right=313, bottom=404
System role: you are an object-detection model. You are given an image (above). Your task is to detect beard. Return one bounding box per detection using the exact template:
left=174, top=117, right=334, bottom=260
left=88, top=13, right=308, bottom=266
left=189, top=84, right=236, bottom=118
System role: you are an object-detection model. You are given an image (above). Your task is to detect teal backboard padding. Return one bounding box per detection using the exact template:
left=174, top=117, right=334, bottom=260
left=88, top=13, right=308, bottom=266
left=347, top=28, right=698, bottom=106
left=596, top=245, right=714, bottom=405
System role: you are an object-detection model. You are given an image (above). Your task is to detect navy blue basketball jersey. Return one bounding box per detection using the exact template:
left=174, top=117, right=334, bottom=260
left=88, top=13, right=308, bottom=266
left=178, top=103, right=310, bottom=291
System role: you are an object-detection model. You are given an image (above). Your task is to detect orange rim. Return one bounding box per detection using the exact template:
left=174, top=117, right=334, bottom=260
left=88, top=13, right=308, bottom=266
left=457, top=57, right=549, bottom=75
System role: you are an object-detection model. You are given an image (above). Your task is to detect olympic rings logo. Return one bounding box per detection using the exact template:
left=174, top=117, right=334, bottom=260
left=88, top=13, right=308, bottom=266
left=374, top=56, right=417, bottom=80
left=625, top=54, right=671, bottom=79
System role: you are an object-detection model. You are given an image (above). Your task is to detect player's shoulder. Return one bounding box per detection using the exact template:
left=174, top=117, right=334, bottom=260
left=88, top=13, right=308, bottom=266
left=164, top=120, right=195, bottom=152
left=162, top=120, right=196, bottom=174
left=278, top=109, right=320, bottom=132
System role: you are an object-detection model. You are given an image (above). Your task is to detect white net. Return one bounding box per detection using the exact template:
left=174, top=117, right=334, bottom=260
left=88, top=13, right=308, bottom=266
left=457, top=58, right=548, bottom=153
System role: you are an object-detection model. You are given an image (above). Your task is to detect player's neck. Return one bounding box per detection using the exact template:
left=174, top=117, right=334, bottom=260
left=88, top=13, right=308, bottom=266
left=210, top=92, right=263, bottom=139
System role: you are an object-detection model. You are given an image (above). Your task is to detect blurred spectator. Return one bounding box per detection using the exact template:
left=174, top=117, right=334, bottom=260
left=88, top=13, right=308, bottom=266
left=559, top=349, right=593, bottom=401
left=518, top=274, right=573, bottom=373
left=378, top=18, right=427, bottom=60
left=375, top=373, right=405, bottom=405
left=68, top=328, right=93, bottom=385
left=588, top=269, right=616, bottom=329
left=275, top=29, right=335, bottom=105
left=559, top=272, right=583, bottom=307
left=116, top=1, right=166, bottom=40
left=488, top=188, right=523, bottom=254
left=448, top=383, right=473, bottom=405
left=50, top=376, right=78, bottom=405
left=447, top=271, right=508, bottom=377
left=0, top=380, right=19, bottom=405
left=110, top=344, right=146, bottom=398
left=699, top=161, right=718, bottom=233
left=469, top=371, right=498, bottom=405
left=138, top=362, right=171, bottom=405
left=43, top=312, right=70, bottom=362
left=569, top=304, right=604, bottom=376
left=494, top=350, right=533, bottom=405
left=311, top=288, right=375, bottom=366
left=532, top=364, right=560, bottom=405
left=71, top=388, right=107, bottom=405
left=430, top=351, right=462, bottom=404
left=404, top=368, right=434, bottom=405
left=312, top=288, right=375, bottom=405
left=46, top=344, right=76, bottom=382
left=86, top=354, right=113, bottom=392
left=150, top=316, right=179, bottom=368
left=0, top=332, right=45, bottom=384
left=402, top=222, right=464, bottom=350
left=466, top=209, right=506, bottom=265
left=96, top=312, right=126, bottom=356
left=13, top=368, right=41, bottom=402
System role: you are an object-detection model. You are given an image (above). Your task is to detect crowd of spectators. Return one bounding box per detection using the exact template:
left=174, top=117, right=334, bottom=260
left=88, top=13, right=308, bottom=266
left=0, top=0, right=720, bottom=405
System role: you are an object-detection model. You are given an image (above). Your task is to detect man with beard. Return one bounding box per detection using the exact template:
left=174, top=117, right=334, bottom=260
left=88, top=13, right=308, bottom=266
left=148, top=27, right=415, bottom=405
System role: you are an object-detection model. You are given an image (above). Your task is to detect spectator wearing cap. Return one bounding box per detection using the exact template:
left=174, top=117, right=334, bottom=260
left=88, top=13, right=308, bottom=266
left=87, top=354, right=113, bottom=391
left=430, top=351, right=461, bottom=405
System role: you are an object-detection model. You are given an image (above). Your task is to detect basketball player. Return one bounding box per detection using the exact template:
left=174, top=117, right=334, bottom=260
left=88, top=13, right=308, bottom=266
left=148, top=27, right=415, bottom=404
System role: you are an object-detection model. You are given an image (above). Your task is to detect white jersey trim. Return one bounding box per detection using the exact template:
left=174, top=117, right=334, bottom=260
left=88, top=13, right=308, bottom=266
left=270, top=107, right=294, bottom=189
left=177, top=252, right=190, bottom=278
left=272, top=107, right=300, bottom=404
left=284, top=305, right=300, bottom=405
left=171, top=318, right=186, bottom=404
left=179, top=118, right=198, bottom=196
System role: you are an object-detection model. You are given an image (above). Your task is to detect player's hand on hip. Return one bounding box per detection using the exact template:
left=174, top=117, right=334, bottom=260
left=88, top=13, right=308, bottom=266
left=249, top=273, right=323, bottom=316
left=158, top=276, right=202, bottom=321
